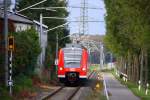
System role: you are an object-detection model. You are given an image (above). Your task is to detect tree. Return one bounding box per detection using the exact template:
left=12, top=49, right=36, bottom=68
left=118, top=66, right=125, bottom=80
left=104, top=0, right=150, bottom=84
left=18, top=0, right=70, bottom=68
left=13, top=28, right=41, bottom=76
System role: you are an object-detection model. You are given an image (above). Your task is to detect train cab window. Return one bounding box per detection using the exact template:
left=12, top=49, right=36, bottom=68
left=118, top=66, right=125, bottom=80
left=63, top=47, right=82, bottom=68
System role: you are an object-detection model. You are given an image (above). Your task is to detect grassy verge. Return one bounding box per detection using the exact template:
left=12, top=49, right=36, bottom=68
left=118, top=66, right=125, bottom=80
left=0, top=74, right=40, bottom=100
left=89, top=64, right=100, bottom=72
left=112, top=70, right=150, bottom=100
left=0, top=75, right=36, bottom=100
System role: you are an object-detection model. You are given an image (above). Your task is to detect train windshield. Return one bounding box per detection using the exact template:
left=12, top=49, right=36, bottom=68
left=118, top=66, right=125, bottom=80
left=63, top=47, right=82, bottom=68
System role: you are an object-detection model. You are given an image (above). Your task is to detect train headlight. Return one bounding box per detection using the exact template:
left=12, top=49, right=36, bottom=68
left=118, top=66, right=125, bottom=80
left=59, top=67, right=63, bottom=71
left=82, top=68, right=86, bottom=71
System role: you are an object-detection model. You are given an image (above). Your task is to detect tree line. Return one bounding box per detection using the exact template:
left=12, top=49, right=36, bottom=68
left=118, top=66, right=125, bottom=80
left=0, top=0, right=70, bottom=98
left=18, top=0, right=71, bottom=68
left=104, top=0, right=150, bottom=85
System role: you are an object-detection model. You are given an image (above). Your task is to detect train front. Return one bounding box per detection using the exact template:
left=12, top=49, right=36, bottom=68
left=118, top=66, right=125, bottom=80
left=57, top=45, right=88, bottom=83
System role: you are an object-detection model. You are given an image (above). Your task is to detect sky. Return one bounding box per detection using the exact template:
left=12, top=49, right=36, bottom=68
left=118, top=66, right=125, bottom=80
left=67, top=0, right=106, bottom=35
left=0, top=0, right=106, bottom=35
left=0, top=0, right=16, bottom=12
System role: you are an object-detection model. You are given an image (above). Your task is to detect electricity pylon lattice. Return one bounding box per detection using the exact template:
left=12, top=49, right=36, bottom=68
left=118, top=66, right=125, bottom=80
left=79, top=0, right=88, bottom=35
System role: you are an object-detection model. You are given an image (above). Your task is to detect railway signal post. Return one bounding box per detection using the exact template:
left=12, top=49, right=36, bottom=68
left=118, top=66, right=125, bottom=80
left=8, top=36, right=14, bottom=96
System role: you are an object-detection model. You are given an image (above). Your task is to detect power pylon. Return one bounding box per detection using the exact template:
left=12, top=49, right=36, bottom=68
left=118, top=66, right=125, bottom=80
left=79, top=0, right=88, bottom=35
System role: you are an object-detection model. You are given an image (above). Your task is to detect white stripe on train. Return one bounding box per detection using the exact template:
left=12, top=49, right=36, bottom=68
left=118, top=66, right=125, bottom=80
left=58, top=75, right=87, bottom=78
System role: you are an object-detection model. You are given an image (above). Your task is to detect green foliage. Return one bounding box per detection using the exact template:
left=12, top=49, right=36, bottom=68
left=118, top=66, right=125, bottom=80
left=44, top=45, right=53, bottom=68
left=0, top=85, right=12, bottom=100
left=13, top=74, right=33, bottom=93
left=89, top=64, right=100, bottom=72
left=13, top=28, right=41, bottom=76
left=18, top=0, right=71, bottom=67
left=104, top=0, right=150, bottom=54
left=0, top=28, right=40, bottom=98
left=104, top=0, right=150, bottom=83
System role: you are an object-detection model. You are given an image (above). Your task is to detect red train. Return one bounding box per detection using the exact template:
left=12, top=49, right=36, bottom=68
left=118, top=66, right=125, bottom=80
left=57, top=44, right=88, bottom=83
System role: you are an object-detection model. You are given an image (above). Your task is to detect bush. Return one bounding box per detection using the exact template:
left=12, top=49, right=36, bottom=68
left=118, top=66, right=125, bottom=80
left=0, top=85, right=12, bottom=100
left=13, top=28, right=41, bottom=76
left=14, top=74, right=33, bottom=93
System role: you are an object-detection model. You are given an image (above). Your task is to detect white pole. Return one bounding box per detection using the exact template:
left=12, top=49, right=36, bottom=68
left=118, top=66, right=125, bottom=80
left=44, top=22, right=69, bottom=33
left=40, top=13, right=43, bottom=65
left=9, top=51, right=13, bottom=96
left=40, top=13, right=43, bottom=43
left=138, top=80, right=141, bottom=91
left=30, top=6, right=103, bottom=10
left=146, top=83, right=149, bottom=95
left=110, top=53, right=113, bottom=68
left=103, top=74, right=110, bottom=100
left=59, top=34, right=72, bottom=40
left=100, top=43, right=103, bottom=69
left=30, top=7, right=57, bottom=11
left=56, top=33, right=58, bottom=64
left=17, top=0, right=47, bottom=12
left=99, top=45, right=101, bottom=69
left=43, top=17, right=67, bottom=20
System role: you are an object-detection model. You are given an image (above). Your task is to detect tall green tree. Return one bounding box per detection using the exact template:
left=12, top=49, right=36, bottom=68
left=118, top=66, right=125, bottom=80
left=18, top=0, right=71, bottom=68
left=104, top=0, right=150, bottom=84
left=13, top=28, right=41, bottom=76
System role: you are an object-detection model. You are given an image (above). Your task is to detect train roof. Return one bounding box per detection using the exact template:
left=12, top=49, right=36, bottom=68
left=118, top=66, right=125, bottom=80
left=65, top=43, right=82, bottom=48
left=64, top=43, right=87, bottom=50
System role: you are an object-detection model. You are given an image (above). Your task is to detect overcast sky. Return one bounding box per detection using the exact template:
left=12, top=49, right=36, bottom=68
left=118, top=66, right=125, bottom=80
left=67, top=0, right=106, bottom=35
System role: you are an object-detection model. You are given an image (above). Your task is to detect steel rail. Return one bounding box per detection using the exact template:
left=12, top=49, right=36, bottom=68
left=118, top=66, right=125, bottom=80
left=42, top=86, right=64, bottom=100
left=67, top=71, right=95, bottom=100
left=67, top=86, right=81, bottom=100
left=42, top=71, right=95, bottom=100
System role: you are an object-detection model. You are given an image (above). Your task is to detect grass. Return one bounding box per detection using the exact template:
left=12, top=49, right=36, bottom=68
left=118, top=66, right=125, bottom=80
left=89, top=64, right=100, bottom=72
left=111, top=70, right=150, bottom=100
left=0, top=86, right=12, bottom=100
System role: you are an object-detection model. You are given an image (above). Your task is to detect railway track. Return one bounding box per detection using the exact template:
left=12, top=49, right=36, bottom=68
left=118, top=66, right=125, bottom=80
left=42, top=71, right=96, bottom=100
left=42, top=86, right=65, bottom=100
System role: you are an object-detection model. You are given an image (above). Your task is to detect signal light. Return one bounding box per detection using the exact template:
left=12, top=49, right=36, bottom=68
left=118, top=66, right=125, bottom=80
left=59, top=67, right=63, bottom=71
left=8, top=36, right=14, bottom=51
left=82, top=68, right=86, bottom=71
